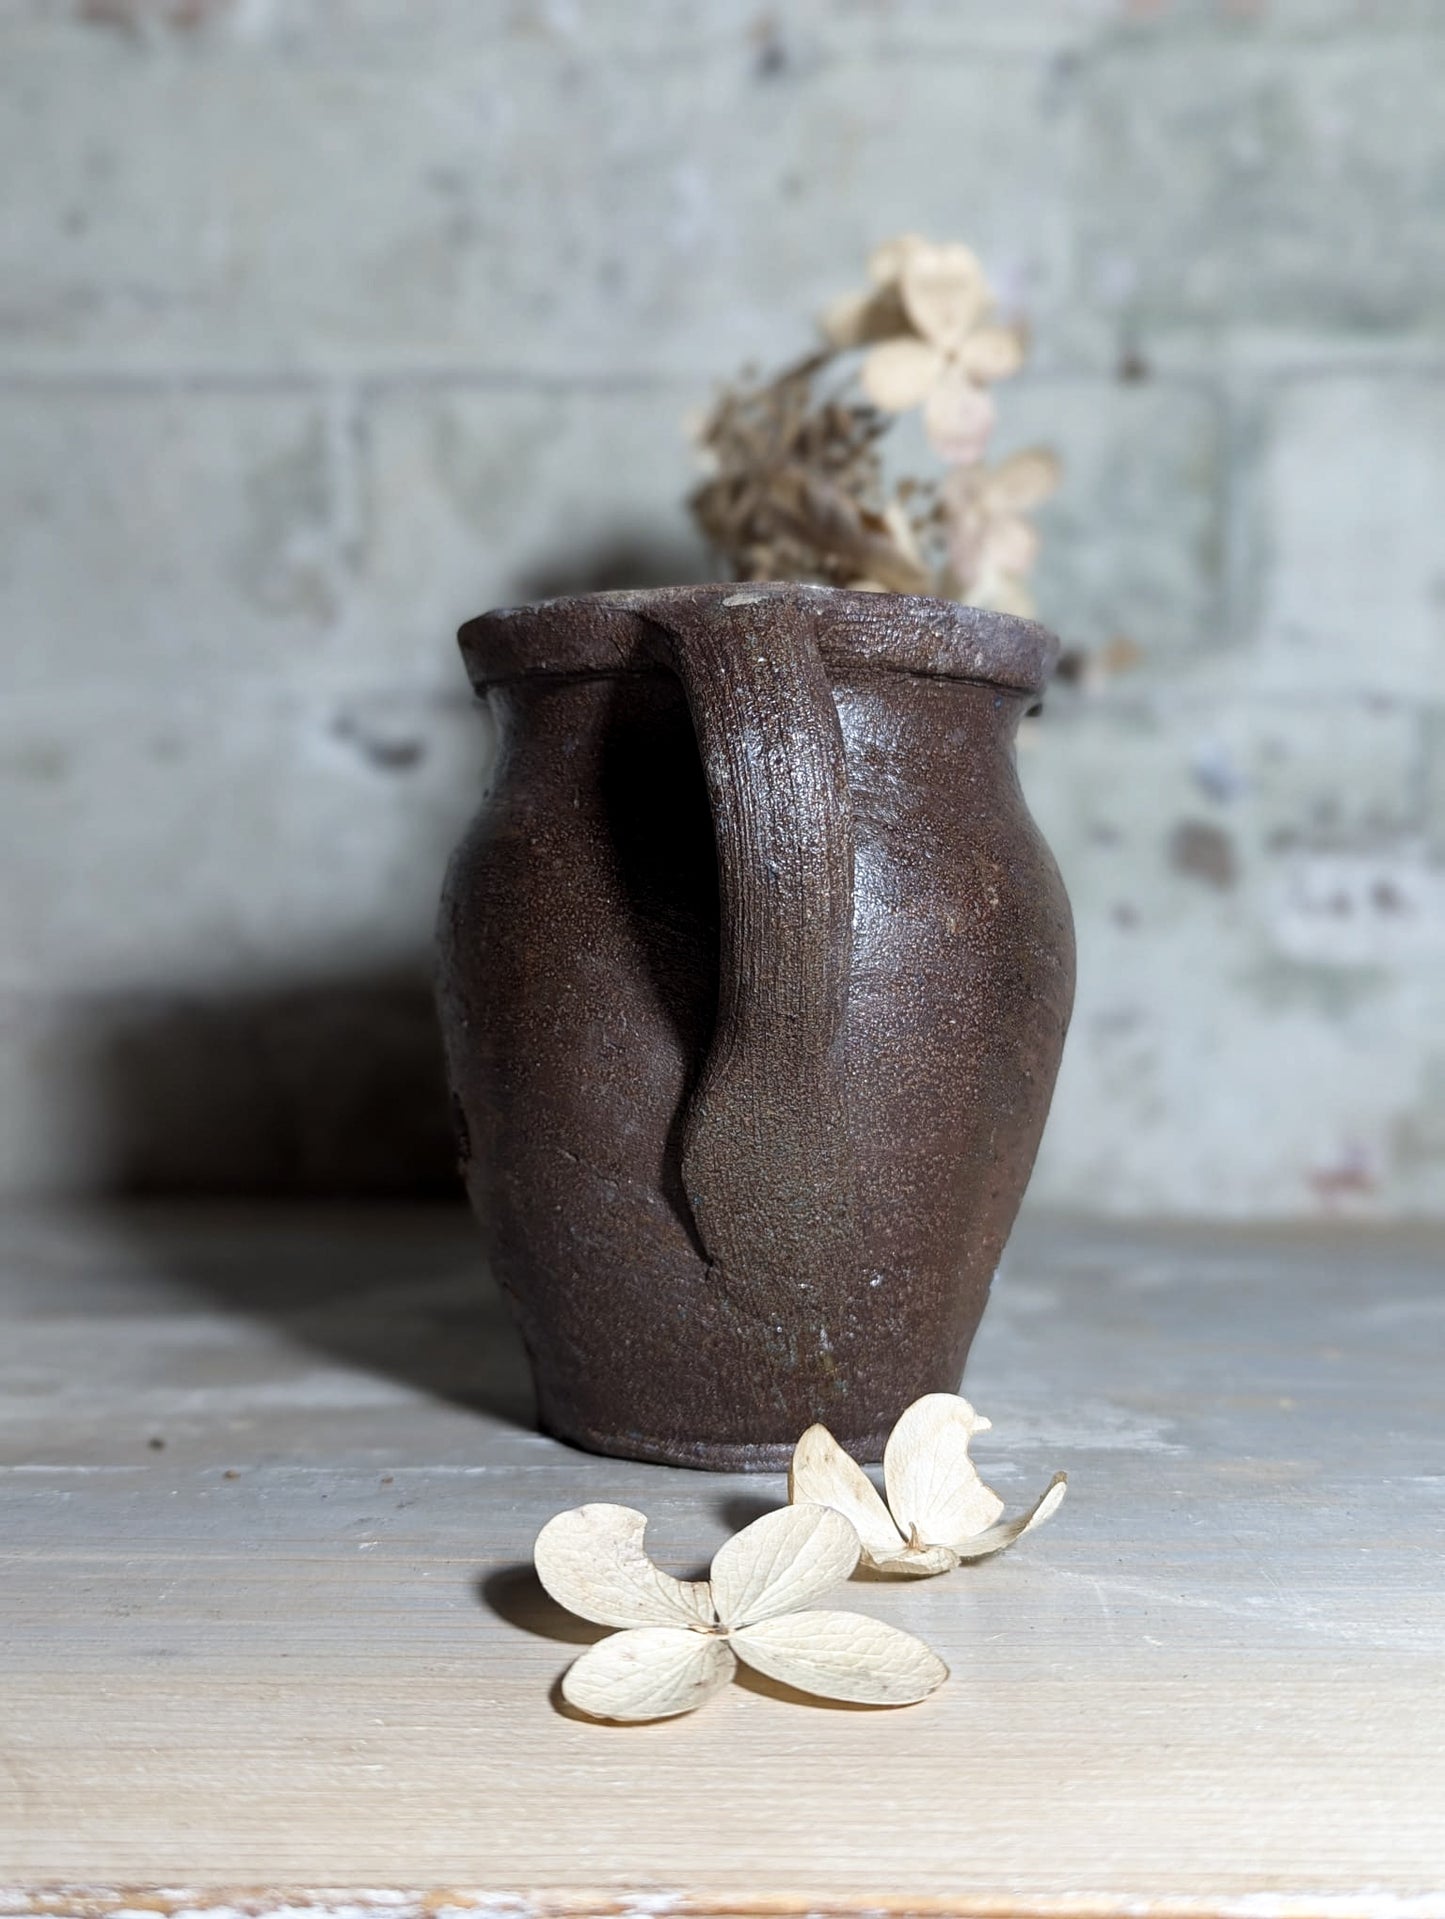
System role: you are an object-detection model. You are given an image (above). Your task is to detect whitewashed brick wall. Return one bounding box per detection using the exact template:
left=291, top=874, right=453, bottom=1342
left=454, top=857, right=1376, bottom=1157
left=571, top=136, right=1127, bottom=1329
left=3, top=0, right=1443, bottom=1214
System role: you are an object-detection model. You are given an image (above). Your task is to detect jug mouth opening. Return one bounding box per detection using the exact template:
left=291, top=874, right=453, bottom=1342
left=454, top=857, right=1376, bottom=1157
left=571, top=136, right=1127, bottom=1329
left=458, top=581, right=1059, bottom=698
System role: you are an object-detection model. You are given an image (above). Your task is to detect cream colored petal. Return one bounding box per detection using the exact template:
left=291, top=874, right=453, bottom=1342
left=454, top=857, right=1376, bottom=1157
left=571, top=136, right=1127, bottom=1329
left=560, top=1626, right=735, bottom=1722
left=821, top=284, right=910, bottom=350
left=821, top=289, right=876, bottom=349
left=955, top=323, right=1026, bottom=382
left=947, top=521, right=987, bottom=591
left=881, top=499, right=925, bottom=567
left=860, top=337, right=942, bottom=413
left=875, top=1543, right=960, bottom=1579
left=732, top=1610, right=947, bottom=1706
left=900, top=242, right=989, bottom=347
left=983, top=446, right=1062, bottom=512
left=969, top=569, right=1038, bottom=619
left=534, top=1504, right=714, bottom=1630
left=940, top=466, right=986, bottom=578
left=789, top=1422, right=905, bottom=1564
left=922, top=376, right=996, bottom=464
left=883, top=1394, right=1004, bottom=1550
left=710, top=1503, right=860, bottom=1629
left=980, top=514, right=1041, bottom=578
left=867, top=232, right=928, bottom=287
left=953, top=1472, right=1068, bottom=1560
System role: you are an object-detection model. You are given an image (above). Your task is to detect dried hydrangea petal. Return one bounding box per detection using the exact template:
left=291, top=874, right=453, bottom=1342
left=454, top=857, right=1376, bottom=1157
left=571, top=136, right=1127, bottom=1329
left=883, top=1394, right=1004, bottom=1551
left=732, top=1609, right=948, bottom=1706
left=821, top=289, right=878, bottom=349
left=981, top=515, right=1041, bottom=578
left=983, top=446, right=1062, bottom=512
left=900, top=242, right=990, bottom=348
left=922, top=376, right=997, bottom=464
left=880, top=499, right=926, bottom=567
left=956, top=323, right=1026, bottom=382
left=969, top=569, right=1038, bottom=619
left=561, top=1626, right=735, bottom=1722
left=953, top=1472, right=1069, bottom=1561
left=789, top=1421, right=906, bottom=1563
left=534, top=1504, right=714, bottom=1630
left=709, top=1504, right=860, bottom=1628
left=821, top=285, right=910, bottom=351
left=867, top=232, right=928, bottom=288
left=861, top=337, right=942, bottom=413
left=875, top=1542, right=960, bottom=1579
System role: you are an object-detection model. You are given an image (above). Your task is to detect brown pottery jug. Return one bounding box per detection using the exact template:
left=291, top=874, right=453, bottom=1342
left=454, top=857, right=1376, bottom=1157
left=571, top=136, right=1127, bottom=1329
left=437, top=583, right=1073, bottom=1470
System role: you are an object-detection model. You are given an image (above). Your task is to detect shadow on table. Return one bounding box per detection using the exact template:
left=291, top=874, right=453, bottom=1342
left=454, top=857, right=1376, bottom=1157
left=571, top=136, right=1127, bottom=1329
left=73, top=955, right=537, bottom=1431
left=479, top=1564, right=607, bottom=1644
left=107, top=1195, right=536, bottom=1432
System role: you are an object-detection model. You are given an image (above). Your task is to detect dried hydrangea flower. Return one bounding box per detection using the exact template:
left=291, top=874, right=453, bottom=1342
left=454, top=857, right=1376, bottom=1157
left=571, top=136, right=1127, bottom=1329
left=790, top=1393, right=1067, bottom=1579
left=690, top=232, right=1058, bottom=608
left=944, top=447, right=1061, bottom=618
left=534, top=1502, right=947, bottom=1720
left=855, top=241, right=1025, bottom=463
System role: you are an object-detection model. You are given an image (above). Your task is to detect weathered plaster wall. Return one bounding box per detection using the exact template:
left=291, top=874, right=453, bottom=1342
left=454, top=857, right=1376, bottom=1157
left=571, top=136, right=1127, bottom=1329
left=3, top=0, right=1443, bottom=1213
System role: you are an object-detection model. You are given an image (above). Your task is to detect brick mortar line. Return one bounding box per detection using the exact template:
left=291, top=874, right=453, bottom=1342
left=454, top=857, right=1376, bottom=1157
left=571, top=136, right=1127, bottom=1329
left=0, top=37, right=1056, bottom=70
left=1, top=364, right=1442, bottom=399
left=5, top=26, right=1445, bottom=64
left=0, top=369, right=696, bottom=398
left=0, top=678, right=485, bottom=715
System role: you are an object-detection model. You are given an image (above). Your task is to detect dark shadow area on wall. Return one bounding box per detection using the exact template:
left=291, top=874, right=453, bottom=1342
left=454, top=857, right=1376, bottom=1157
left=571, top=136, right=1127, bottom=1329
left=515, top=535, right=713, bottom=604
left=90, top=534, right=710, bottom=1202
left=91, top=968, right=461, bottom=1199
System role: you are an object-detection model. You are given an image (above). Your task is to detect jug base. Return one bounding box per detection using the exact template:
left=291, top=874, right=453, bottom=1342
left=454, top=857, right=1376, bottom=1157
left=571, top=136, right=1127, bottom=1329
left=539, top=1412, right=893, bottom=1474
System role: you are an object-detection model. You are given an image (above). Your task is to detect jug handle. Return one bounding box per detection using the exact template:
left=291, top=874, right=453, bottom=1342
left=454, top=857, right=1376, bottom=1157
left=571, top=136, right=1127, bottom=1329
left=640, top=593, right=859, bottom=1289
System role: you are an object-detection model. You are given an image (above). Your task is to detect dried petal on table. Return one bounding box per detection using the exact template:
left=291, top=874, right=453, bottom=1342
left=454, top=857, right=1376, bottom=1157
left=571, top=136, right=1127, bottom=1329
left=710, top=1503, right=860, bottom=1628
left=535, top=1500, right=948, bottom=1720
left=885, top=1393, right=1004, bottom=1548
left=534, top=1503, right=714, bottom=1629
left=561, top=1625, right=737, bottom=1722
left=789, top=1392, right=1068, bottom=1579
left=732, top=1609, right=948, bottom=1706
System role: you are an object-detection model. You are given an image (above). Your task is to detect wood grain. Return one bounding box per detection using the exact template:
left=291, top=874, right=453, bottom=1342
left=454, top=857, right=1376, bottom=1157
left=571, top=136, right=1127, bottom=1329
left=1, top=1207, right=1443, bottom=1909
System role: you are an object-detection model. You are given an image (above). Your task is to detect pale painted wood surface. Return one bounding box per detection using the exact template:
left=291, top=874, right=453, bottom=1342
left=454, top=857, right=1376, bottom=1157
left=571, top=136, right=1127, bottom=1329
left=1, top=1207, right=1443, bottom=1913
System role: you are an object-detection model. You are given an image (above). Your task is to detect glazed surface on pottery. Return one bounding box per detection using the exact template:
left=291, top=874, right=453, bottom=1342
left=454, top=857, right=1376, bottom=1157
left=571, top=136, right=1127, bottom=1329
left=437, top=583, right=1074, bottom=1470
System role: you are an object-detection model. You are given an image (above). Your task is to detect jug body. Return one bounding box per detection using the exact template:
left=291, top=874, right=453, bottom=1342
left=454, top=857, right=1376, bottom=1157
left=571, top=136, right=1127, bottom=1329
left=437, top=584, right=1073, bottom=1469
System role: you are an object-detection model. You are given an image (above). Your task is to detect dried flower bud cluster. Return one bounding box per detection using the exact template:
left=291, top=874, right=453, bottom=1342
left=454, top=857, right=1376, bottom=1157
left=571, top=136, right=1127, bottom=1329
left=690, top=236, right=1059, bottom=616
left=533, top=1393, right=1066, bottom=1722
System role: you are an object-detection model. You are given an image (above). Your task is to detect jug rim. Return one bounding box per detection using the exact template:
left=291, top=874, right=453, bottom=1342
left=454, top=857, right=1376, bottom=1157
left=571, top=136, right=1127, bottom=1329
left=458, top=581, right=1059, bottom=697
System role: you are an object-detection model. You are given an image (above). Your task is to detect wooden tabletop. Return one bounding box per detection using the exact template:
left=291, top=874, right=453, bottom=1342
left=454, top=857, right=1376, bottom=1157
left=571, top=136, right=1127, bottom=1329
left=1, top=1206, right=1442, bottom=1916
